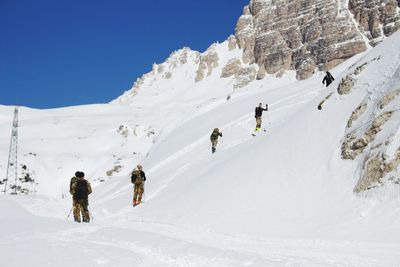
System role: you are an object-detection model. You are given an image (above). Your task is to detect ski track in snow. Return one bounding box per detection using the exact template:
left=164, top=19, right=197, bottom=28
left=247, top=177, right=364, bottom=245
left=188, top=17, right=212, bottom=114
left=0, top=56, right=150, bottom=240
left=2, top=219, right=399, bottom=267
left=142, top=85, right=323, bottom=201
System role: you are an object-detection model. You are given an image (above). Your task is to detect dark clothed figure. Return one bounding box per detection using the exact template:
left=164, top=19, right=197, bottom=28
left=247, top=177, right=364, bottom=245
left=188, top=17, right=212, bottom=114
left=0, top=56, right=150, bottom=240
left=322, top=71, right=335, bottom=87
left=255, top=104, right=268, bottom=131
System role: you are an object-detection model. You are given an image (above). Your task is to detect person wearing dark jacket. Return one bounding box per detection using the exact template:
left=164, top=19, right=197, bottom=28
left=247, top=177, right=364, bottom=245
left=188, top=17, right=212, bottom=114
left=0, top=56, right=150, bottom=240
left=210, top=128, right=223, bottom=154
left=70, top=171, right=92, bottom=223
left=255, top=103, right=268, bottom=131
left=131, top=164, right=146, bottom=206
left=322, top=71, right=335, bottom=87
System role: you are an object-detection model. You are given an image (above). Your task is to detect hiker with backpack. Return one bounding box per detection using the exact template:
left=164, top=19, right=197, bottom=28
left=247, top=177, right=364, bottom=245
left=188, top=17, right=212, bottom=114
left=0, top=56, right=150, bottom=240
left=210, top=128, right=223, bottom=154
left=255, top=103, right=268, bottom=132
left=70, top=171, right=92, bottom=223
left=322, top=71, right=335, bottom=87
left=131, top=164, right=146, bottom=207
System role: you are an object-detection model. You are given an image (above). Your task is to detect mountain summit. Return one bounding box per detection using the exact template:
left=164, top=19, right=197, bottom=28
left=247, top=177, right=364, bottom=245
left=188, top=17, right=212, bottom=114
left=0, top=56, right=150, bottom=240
left=117, top=0, right=400, bottom=102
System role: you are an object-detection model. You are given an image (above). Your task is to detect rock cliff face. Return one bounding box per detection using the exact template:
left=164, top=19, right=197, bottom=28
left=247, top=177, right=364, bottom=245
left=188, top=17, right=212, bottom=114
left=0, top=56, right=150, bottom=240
left=349, top=0, right=400, bottom=46
left=235, top=0, right=371, bottom=79
left=338, top=38, right=400, bottom=193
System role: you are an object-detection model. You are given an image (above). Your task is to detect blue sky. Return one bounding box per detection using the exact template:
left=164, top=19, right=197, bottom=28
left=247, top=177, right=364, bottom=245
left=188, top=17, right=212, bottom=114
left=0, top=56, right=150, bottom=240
left=0, top=0, right=249, bottom=109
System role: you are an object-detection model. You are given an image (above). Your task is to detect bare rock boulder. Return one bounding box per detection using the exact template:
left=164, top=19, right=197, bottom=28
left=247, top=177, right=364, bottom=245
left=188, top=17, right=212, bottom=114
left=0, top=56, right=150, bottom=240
left=337, top=75, right=355, bottom=95
left=234, top=66, right=256, bottom=89
left=354, top=150, right=400, bottom=192
left=221, top=59, right=242, bottom=78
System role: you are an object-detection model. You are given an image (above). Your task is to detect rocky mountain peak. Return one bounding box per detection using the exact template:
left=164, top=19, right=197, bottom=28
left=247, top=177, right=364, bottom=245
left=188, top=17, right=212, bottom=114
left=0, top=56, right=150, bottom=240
left=116, top=0, right=400, bottom=102
left=235, top=0, right=374, bottom=80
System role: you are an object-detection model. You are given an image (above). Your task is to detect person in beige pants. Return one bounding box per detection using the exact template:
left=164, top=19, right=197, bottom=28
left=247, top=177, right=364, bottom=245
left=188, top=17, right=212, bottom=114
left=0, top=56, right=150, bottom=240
left=210, top=128, right=223, bottom=154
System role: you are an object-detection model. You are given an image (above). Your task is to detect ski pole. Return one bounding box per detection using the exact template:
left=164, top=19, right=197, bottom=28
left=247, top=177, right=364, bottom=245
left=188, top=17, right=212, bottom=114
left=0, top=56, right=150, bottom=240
left=66, top=207, right=73, bottom=220
left=143, top=183, right=146, bottom=203
left=88, top=208, right=94, bottom=222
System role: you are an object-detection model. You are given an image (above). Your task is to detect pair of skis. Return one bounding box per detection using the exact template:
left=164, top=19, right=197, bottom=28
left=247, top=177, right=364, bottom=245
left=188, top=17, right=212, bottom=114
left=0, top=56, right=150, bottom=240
left=251, top=128, right=266, bottom=136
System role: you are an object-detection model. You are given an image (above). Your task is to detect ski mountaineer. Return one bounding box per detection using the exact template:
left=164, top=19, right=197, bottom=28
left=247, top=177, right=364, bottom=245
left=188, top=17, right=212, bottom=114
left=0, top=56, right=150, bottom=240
left=255, top=103, right=268, bottom=132
left=131, top=164, right=146, bottom=206
left=70, top=171, right=92, bottom=223
left=210, top=128, right=223, bottom=154
left=322, top=71, right=335, bottom=87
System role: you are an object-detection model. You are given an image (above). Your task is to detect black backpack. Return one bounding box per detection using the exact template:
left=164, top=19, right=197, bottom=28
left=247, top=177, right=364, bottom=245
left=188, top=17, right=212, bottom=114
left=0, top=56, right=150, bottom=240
left=74, top=179, right=89, bottom=199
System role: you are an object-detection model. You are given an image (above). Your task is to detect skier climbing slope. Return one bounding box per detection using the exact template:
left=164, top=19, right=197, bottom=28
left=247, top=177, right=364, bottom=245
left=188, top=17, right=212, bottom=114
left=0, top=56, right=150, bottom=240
left=254, top=103, right=268, bottom=132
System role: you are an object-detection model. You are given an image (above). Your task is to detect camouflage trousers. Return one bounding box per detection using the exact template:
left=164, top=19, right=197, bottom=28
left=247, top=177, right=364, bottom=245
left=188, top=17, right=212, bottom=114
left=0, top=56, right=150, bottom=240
left=211, top=139, right=219, bottom=153
left=211, top=139, right=218, bottom=149
left=73, top=199, right=90, bottom=223
left=255, top=116, right=262, bottom=129
left=133, top=183, right=144, bottom=206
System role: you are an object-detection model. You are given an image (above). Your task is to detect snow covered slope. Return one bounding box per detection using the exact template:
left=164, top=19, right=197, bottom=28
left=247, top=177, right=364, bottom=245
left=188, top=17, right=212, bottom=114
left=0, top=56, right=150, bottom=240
left=1, top=31, right=400, bottom=267
left=100, top=31, right=400, bottom=242
left=0, top=104, right=157, bottom=197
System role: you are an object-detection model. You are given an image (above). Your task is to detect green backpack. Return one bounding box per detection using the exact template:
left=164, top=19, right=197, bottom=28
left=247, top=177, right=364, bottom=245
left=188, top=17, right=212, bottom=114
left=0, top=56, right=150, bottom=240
left=131, top=170, right=143, bottom=185
left=210, top=130, right=219, bottom=140
left=69, top=177, right=77, bottom=195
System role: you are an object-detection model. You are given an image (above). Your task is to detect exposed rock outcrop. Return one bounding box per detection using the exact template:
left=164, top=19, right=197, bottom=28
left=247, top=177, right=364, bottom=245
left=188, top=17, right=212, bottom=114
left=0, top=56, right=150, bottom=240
left=347, top=99, right=369, bottom=128
left=337, top=75, right=355, bottom=95
left=234, top=66, right=256, bottom=89
left=340, top=51, right=400, bottom=193
left=342, top=111, right=393, bottom=160
left=164, top=72, right=172, bottom=79
left=221, top=59, right=257, bottom=89
left=354, top=150, right=400, bottom=192
left=235, top=0, right=369, bottom=79
left=378, top=88, right=400, bottom=109
left=349, top=0, right=400, bottom=46
left=235, top=6, right=255, bottom=65
left=296, top=58, right=316, bottom=80
left=106, top=165, right=122, bottom=177
left=221, top=59, right=242, bottom=78
left=195, top=45, right=219, bottom=82
left=228, top=35, right=238, bottom=51
left=337, top=59, right=374, bottom=95
left=117, top=125, right=131, bottom=138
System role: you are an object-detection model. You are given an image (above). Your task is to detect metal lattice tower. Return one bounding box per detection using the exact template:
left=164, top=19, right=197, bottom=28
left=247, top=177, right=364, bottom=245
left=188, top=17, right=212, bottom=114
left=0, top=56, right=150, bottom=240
left=4, top=107, right=19, bottom=195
